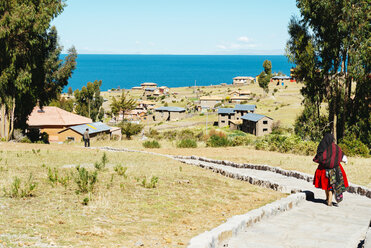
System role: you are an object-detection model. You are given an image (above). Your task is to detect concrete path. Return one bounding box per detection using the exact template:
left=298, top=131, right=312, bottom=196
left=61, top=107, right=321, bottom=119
left=97, top=147, right=371, bottom=248
left=176, top=157, right=371, bottom=248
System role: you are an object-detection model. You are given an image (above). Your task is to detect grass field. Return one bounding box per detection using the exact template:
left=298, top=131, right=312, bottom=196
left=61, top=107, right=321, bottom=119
left=0, top=143, right=284, bottom=248
left=89, top=139, right=371, bottom=188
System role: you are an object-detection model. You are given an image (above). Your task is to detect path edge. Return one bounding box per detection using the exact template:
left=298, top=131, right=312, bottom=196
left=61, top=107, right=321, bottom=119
left=187, top=192, right=306, bottom=248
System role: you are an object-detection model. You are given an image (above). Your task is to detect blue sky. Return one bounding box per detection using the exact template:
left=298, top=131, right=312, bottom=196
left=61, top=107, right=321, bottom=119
left=52, top=0, right=300, bottom=55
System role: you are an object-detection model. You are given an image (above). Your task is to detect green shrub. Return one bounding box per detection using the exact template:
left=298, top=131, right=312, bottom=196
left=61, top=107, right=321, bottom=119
left=94, top=152, right=108, bottom=171
left=230, top=136, right=247, bottom=146
left=177, top=139, right=197, bottom=148
left=74, top=166, right=98, bottom=194
left=142, top=140, right=161, bottom=148
left=178, top=129, right=195, bottom=140
left=114, top=164, right=128, bottom=178
left=3, top=174, right=37, bottom=198
left=162, top=130, right=178, bottom=140
left=141, top=176, right=159, bottom=189
left=119, top=122, right=143, bottom=139
left=146, top=128, right=160, bottom=139
left=339, top=135, right=370, bottom=157
left=206, top=135, right=230, bottom=147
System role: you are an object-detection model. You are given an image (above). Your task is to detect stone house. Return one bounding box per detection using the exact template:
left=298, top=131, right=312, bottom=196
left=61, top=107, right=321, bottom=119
left=217, top=104, right=256, bottom=127
left=141, top=82, right=157, bottom=88
left=159, top=86, right=170, bottom=95
left=233, top=76, right=254, bottom=85
left=199, top=96, right=223, bottom=110
left=154, top=107, right=186, bottom=121
left=144, top=88, right=160, bottom=98
left=241, top=113, right=273, bottom=136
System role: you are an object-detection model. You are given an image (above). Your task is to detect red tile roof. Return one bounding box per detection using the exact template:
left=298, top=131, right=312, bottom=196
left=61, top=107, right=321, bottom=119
left=27, top=106, right=92, bottom=127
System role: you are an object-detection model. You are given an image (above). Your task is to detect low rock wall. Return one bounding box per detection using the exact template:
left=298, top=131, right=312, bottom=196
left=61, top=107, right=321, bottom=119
left=174, top=155, right=371, bottom=199
left=187, top=193, right=306, bottom=248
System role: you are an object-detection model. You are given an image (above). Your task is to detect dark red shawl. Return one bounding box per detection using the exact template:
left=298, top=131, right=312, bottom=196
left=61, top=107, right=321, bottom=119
left=313, top=133, right=343, bottom=169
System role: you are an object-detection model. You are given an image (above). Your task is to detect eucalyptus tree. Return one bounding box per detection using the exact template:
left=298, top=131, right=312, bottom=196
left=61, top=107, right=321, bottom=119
left=110, top=91, right=137, bottom=120
left=0, top=0, right=77, bottom=140
left=286, top=0, right=370, bottom=146
left=74, top=80, right=104, bottom=121
left=258, top=60, right=272, bottom=93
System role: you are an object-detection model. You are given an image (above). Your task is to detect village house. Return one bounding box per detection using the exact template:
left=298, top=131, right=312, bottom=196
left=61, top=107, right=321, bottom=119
left=271, top=75, right=294, bottom=84
left=217, top=104, right=256, bottom=127
left=141, top=82, right=158, bottom=89
left=159, top=86, right=170, bottom=95
left=233, top=76, right=254, bottom=86
left=58, top=122, right=117, bottom=142
left=240, top=113, right=273, bottom=136
left=230, top=96, right=250, bottom=104
left=154, top=107, right=186, bottom=121
left=131, top=86, right=143, bottom=90
left=27, top=106, right=92, bottom=142
left=199, top=96, right=223, bottom=110
left=143, top=88, right=160, bottom=98
left=138, top=100, right=156, bottom=110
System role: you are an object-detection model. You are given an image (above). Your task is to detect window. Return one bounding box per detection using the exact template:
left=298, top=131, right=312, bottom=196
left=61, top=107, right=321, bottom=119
left=67, top=137, right=75, bottom=141
left=221, top=120, right=225, bottom=123
left=263, top=120, right=268, bottom=124
left=263, top=128, right=268, bottom=132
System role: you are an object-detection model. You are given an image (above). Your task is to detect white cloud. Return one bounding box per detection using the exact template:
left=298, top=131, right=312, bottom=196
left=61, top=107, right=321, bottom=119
left=216, top=36, right=257, bottom=51
left=238, top=36, right=250, bottom=43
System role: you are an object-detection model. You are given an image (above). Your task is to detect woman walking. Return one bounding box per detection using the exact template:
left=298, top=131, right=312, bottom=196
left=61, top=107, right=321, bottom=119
left=313, top=133, right=349, bottom=206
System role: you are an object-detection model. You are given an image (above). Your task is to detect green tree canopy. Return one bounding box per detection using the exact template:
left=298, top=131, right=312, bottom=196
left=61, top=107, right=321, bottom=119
left=110, top=91, right=137, bottom=119
left=74, top=80, right=104, bottom=122
left=0, top=0, right=77, bottom=140
left=286, top=0, right=370, bottom=147
left=258, top=60, right=272, bottom=93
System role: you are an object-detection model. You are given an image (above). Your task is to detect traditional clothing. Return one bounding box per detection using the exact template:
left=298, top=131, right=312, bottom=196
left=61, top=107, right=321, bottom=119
left=313, top=133, right=348, bottom=203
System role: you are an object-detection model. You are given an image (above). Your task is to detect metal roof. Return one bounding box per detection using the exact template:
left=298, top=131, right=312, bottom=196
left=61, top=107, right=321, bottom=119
left=272, top=75, right=291, bottom=80
left=155, top=106, right=185, bottom=112
left=64, top=122, right=111, bottom=135
left=218, top=108, right=235, bottom=114
left=241, top=113, right=271, bottom=122
left=234, top=104, right=256, bottom=111
left=145, top=88, right=156, bottom=91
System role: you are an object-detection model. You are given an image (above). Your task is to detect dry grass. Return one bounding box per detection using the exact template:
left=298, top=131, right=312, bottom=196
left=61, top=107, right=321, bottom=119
left=151, top=146, right=371, bottom=188
left=0, top=142, right=284, bottom=248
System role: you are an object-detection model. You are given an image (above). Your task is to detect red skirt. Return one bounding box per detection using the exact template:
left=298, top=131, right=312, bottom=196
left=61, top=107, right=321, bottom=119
left=313, top=164, right=349, bottom=190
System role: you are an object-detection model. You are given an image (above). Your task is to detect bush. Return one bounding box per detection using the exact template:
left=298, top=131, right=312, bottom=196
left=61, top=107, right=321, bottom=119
left=177, top=139, right=197, bottom=148
left=339, top=135, right=370, bottom=157
left=119, top=122, right=143, bottom=139
left=3, top=174, right=37, bottom=198
left=74, top=166, right=98, bottom=194
left=143, top=140, right=161, bottom=148
left=114, top=164, right=128, bottom=178
left=146, top=128, right=160, bottom=139
left=141, top=176, right=159, bottom=189
left=178, top=129, right=195, bottom=140
left=206, top=135, right=230, bottom=147
left=94, top=153, right=108, bottom=171
left=162, top=130, right=177, bottom=140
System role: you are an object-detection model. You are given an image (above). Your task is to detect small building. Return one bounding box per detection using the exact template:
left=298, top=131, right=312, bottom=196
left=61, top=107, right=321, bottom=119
left=217, top=108, right=235, bottom=127
left=241, top=113, right=273, bottom=136
left=141, top=82, right=158, bottom=88
left=217, top=104, right=256, bottom=127
left=234, top=104, right=256, bottom=120
left=230, top=96, right=251, bottom=104
left=58, top=122, right=113, bottom=142
left=27, top=106, right=92, bottom=142
left=132, top=86, right=143, bottom=90
left=159, top=86, right=170, bottom=95
left=199, top=96, right=223, bottom=110
left=154, top=107, right=186, bottom=121
left=144, top=88, right=160, bottom=98
left=271, top=75, right=293, bottom=84
left=233, top=76, right=254, bottom=85
left=138, top=100, right=156, bottom=110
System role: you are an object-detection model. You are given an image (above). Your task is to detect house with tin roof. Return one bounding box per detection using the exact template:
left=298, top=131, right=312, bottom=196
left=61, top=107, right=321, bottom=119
left=199, top=96, right=223, bottom=110
left=241, top=113, right=273, bottom=136
left=27, top=106, right=92, bottom=142
left=58, top=122, right=120, bottom=142
left=233, top=76, right=254, bottom=85
left=217, top=104, right=256, bottom=127
left=154, top=106, right=186, bottom=121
